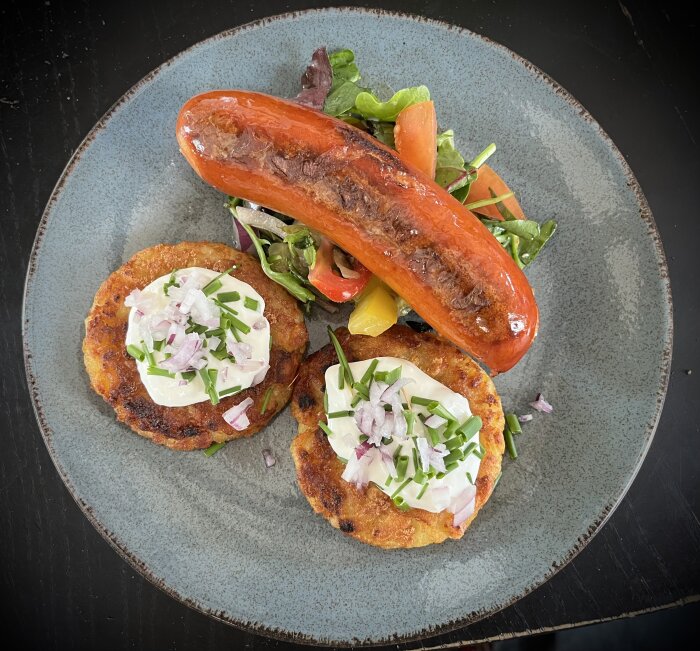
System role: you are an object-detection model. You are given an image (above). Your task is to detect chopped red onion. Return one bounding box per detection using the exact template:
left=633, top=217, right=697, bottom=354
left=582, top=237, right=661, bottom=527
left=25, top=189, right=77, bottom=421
left=178, top=379, right=188, bottom=387
left=416, top=437, right=431, bottom=472
left=451, top=484, right=477, bottom=515
left=355, top=440, right=372, bottom=459
left=390, top=395, right=408, bottom=439
left=227, top=340, right=252, bottom=361
left=341, top=447, right=376, bottom=489
left=425, top=414, right=447, bottom=429
left=124, top=289, right=141, bottom=307
left=178, top=288, right=200, bottom=315
left=530, top=393, right=553, bottom=413
left=222, top=397, right=254, bottom=431
left=160, top=333, right=203, bottom=372
left=371, top=404, right=386, bottom=428
left=380, top=445, right=398, bottom=478
left=262, top=448, right=276, bottom=468
left=234, top=359, right=265, bottom=373
left=453, top=498, right=476, bottom=527
left=427, top=486, right=451, bottom=511
left=252, top=317, right=267, bottom=330
left=207, top=335, right=221, bottom=351
left=369, top=381, right=388, bottom=407
left=332, top=249, right=360, bottom=279
left=427, top=443, right=448, bottom=474
left=252, top=363, right=270, bottom=386
left=233, top=217, right=254, bottom=252
left=380, top=377, right=414, bottom=402
left=235, top=206, right=288, bottom=239
left=518, top=413, right=533, bottom=423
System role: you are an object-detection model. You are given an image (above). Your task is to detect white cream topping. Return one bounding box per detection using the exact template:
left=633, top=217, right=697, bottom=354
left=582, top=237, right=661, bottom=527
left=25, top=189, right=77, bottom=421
left=124, top=267, right=270, bottom=407
left=324, top=357, right=481, bottom=514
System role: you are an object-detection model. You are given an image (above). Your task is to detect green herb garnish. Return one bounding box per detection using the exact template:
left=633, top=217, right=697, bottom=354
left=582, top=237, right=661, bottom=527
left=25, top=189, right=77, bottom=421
left=260, top=387, right=273, bottom=414
left=243, top=296, right=259, bottom=311
left=327, top=326, right=354, bottom=385
left=126, top=344, right=145, bottom=361
left=318, top=421, right=334, bottom=437
left=147, top=367, right=175, bottom=378
left=216, top=291, right=240, bottom=303
left=204, top=442, right=226, bottom=457
left=219, top=385, right=242, bottom=397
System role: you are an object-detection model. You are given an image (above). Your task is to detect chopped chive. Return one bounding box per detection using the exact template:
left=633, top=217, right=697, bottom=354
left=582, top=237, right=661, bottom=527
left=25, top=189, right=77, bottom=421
left=416, top=483, right=429, bottom=500
left=385, top=366, right=402, bottom=385
left=126, top=344, right=145, bottom=361
left=216, top=291, right=240, bottom=303
left=202, top=279, right=222, bottom=296
left=410, top=396, right=436, bottom=408
left=474, top=445, right=485, bottom=460
left=147, top=366, right=175, bottom=378
left=352, top=382, right=369, bottom=400
left=384, top=475, right=393, bottom=487
left=219, top=385, right=242, bottom=397
left=504, top=425, right=518, bottom=459
left=202, top=265, right=236, bottom=295
left=338, top=364, right=345, bottom=390
left=494, top=471, right=502, bottom=488
left=435, top=471, right=446, bottom=480
left=211, top=348, right=230, bottom=361
left=206, top=368, right=219, bottom=405
left=214, top=299, right=239, bottom=316
left=350, top=393, right=363, bottom=408
left=360, top=359, right=379, bottom=386
left=445, top=462, right=459, bottom=474
left=396, top=456, right=409, bottom=481
left=243, top=296, right=259, bottom=310
left=428, top=402, right=456, bottom=422
left=260, top=387, right=273, bottom=414
left=181, top=370, right=196, bottom=382
left=373, top=370, right=388, bottom=382
left=464, top=191, right=515, bottom=211
left=458, top=415, right=483, bottom=440
left=468, top=142, right=496, bottom=169
left=163, top=270, right=180, bottom=295
left=359, top=434, right=369, bottom=443
left=391, top=477, right=412, bottom=500
left=443, top=418, right=460, bottom=439
left=228, top=326, right=242, bottom=343
left=323, top=390, right=328, bottom=413
left=466, top=471, right=474, bottom=485
left=336, top=456, right=348, bottom=463
left=393, top=446, right=402, bottom=465
left=505, top=413, right=522, bottom=435
left=445, top=434, right=466, bottom=451
left=185, top=323, right=207, bottom=334
left=411, top=446, right=419, bottom=472
left=463, top=442, right=478, bottom=458
left=203, top=442, right=226, bottom=457
left=328, top=410, right=354, bottom=419
left=153, top=339, right=165, bottom=352
left=327, top=326, right=354, bottom=385
left=413, top=467, right=427, bottom=484
left=226, top=314, right=251, bottom=335
left=392, top=497, right=410, bottom=511
left=142, top=343, right=155, bottom=367
left=405, top=411, right=415, bottom=437
left=444, top=449, right=464, bottom=465
left=318, top=421, right=334, bottom=437
left=425, top=426, right=441, bottom=447
left=204, top=327, right=225, bottom=337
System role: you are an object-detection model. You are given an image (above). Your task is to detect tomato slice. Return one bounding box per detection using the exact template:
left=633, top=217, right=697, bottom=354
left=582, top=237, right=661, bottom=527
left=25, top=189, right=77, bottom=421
left=394, top=100, right=437, bottom=179
left=308, top=239, right=372, bottom=302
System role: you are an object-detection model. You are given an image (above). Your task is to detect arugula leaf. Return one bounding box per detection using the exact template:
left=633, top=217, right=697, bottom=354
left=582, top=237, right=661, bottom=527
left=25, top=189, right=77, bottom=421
left=371, top=121, right=396, bottom=148
left=239, top=222, right=316, bottom=302
left=324, top=80, right=364, bottom=117
left=480, top=218, right=541, bottom=240
left=354, top=85, right=430, bottom=121
left=435, top=130, right=471, bottom=191
left=518, top=219, right=557, bottom=266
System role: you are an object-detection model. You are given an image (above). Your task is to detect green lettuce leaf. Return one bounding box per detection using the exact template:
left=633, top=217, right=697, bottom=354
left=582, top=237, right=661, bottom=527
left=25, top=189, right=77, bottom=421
left=353, top=85, right=430, bottom=121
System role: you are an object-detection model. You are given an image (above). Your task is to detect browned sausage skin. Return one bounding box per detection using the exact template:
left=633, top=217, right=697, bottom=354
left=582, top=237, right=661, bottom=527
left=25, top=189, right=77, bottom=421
left=177, top=91, right=538, bottom=372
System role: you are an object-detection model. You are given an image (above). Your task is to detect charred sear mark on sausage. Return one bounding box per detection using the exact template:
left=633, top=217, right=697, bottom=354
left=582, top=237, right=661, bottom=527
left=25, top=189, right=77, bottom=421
left=197, top=120, right=499, bottom=328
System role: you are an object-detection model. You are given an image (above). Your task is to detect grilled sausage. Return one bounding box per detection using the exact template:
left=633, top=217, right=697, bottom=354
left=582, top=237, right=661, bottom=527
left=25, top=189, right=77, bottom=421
left=176, top=91, right=538, bottom=372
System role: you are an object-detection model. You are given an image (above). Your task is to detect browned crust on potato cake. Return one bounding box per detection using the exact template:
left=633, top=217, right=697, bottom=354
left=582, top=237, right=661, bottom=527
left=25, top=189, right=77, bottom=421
left=290, top=326, right=504, bottom=548
left=83, top=241, right=307, bottom=450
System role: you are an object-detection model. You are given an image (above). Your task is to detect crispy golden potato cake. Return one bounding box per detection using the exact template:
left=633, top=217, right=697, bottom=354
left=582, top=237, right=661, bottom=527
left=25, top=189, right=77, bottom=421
left=83, top=241, right=307, bottom=450
left=290, top=326, right=504, bottom=548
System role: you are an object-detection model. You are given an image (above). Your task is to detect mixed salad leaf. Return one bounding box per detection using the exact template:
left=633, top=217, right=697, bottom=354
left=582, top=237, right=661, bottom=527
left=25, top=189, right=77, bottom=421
left=229, top=47, right=557, bottom=327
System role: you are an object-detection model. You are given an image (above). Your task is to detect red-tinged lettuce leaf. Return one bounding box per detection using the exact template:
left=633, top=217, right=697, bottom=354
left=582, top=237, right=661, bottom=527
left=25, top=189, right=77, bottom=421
left=295, top=47, right=332, bottom=110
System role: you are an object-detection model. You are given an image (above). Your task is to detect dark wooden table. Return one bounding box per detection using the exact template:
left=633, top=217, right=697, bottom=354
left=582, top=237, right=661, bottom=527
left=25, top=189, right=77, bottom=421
left=2, top=0, right=698, bottom=648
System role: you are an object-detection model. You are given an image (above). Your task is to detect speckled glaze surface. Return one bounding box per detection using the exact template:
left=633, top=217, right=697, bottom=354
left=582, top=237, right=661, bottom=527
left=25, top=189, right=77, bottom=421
left=22, top=8, right=672, bottom=646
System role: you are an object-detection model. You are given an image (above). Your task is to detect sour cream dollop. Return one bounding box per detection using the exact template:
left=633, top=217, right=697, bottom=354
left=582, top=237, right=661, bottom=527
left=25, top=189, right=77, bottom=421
left=124, top=267, right=270, bottom=407
left=324, top=357, right=481, bottom=517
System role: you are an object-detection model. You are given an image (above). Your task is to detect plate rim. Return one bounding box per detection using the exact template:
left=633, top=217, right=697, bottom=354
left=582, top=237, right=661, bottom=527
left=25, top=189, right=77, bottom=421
left=21, top=7, right=673, bottom=646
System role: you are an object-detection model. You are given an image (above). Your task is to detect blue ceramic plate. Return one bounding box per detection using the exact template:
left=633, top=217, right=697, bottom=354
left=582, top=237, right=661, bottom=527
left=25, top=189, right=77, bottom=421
left=23, top=8, right=672, bottom=645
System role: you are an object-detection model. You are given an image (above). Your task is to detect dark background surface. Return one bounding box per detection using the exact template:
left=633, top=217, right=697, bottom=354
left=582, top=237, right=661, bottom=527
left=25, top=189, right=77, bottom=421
left=1, top=0, right=699, bottom=649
